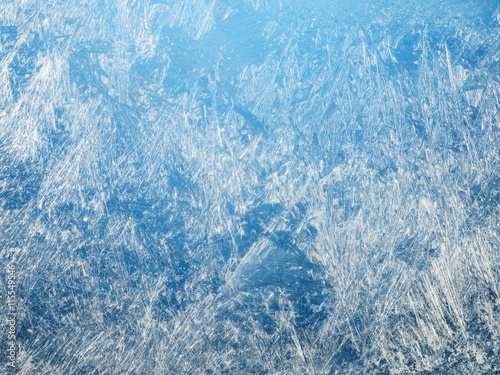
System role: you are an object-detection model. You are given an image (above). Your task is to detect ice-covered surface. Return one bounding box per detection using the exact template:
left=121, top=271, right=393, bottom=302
left=0, top=0, right=499, bottom=374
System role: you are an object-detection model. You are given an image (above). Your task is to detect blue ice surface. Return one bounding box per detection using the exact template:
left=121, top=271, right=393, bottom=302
left=0, top=0, right=499, bottom=374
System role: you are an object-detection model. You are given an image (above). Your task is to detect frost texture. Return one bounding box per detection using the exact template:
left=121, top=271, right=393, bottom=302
left=0, top=0, right=499, bottom=374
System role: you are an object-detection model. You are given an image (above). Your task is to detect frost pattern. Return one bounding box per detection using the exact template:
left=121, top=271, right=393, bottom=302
left=0, top=0, right=499, bottom=374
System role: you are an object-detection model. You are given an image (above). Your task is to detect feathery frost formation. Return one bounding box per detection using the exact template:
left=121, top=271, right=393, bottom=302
left=0, top=0, right=499, bottom=374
